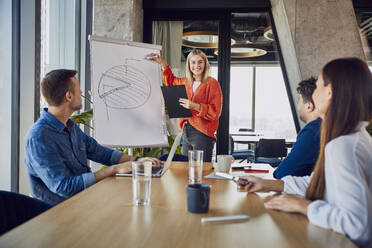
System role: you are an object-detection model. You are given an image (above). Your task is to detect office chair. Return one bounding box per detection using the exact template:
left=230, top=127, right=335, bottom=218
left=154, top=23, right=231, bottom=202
left=229, top=135, right=255, bottom=163
left=158, top=153, right=188, bottom=162
left=238, top=128, right=254, bottom=132
left=254, top=139, right=287, bottom=167
left=0, top=190, right=52, bottom=235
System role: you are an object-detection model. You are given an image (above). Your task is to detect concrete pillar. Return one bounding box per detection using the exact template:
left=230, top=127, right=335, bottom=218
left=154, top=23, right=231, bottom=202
left=93, top=0, right=143, bottom=42
left=270, top=0, right=365, bottom=126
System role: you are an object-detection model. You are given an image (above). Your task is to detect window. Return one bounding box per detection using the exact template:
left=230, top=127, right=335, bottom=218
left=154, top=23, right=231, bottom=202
left=0, top=0, right=13, bottom=190
left=212, top=64, right=296, bottom=142
left=146, top=10, right=299, bottom=154
left=40, top=0, right=87, bottom=109
left=41, top=0, right=79, bottom=75
left=255, top=66, right=296, bottom=140
left=210, top=65, right=254, bottom=133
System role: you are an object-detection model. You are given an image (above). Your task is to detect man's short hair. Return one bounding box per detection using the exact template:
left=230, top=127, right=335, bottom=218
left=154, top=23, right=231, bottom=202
left=41, top=69, right=77, bottom=106
left=296, top=77, right=317, bottom=106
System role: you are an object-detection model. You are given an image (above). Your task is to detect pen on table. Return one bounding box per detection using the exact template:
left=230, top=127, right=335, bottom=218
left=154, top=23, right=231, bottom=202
left=201, top=215, right=250, bottom=223
left=243, top=168, right=269, bottom=173
left=215, top=172, right=249, bottom=186
left=145, top=55, right=159, bottom=60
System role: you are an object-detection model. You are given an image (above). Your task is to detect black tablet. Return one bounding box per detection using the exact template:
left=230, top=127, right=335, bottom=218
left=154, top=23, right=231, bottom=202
left=161, top=85, right=192, bottom=118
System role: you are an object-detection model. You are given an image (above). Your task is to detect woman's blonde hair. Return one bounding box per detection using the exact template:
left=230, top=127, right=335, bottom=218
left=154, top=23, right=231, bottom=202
left=185, top=49, right=210, bottom=84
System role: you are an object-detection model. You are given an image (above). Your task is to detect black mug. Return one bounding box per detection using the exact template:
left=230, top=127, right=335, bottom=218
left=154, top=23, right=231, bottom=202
left=186, top=184, right=211, bottom=213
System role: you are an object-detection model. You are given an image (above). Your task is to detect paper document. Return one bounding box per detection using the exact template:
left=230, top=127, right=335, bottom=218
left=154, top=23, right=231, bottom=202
left=204, top=172, right=259, bottom=180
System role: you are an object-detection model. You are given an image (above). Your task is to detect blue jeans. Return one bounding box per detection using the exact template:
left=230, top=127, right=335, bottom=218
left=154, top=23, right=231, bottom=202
left=181, top=122, right=215, bottom=162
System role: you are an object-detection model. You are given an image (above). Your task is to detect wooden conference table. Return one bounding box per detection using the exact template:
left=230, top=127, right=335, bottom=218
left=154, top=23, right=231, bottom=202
left=0, top=162, right=355, bottom=248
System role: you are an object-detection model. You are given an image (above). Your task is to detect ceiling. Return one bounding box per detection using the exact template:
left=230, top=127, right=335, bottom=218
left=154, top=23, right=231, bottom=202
left=181, top=13, right=278, bottom=63
left=181, top=11, right=372, bottom=63
left=356, top=12, right=372, bottom=61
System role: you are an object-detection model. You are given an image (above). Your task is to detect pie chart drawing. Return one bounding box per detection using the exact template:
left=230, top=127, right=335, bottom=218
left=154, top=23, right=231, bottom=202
left=98, top=65, right=151, bottom=115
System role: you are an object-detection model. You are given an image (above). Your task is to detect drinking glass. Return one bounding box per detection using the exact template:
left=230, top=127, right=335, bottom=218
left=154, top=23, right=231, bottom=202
left=188, top=150, right=203, bottom=184
left=132, top=161, right=152, bottom=206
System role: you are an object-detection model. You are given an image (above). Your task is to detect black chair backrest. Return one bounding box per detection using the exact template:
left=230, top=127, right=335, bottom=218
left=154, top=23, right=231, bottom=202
left=0, top=191, right=52, bottom=235
left=158, top=153, right=188, bottom=162
left=238, top=128, right=254, bottom=132
left=255, top=139, right=287, bottom=158
left=229, top=134, right=234, bottom=154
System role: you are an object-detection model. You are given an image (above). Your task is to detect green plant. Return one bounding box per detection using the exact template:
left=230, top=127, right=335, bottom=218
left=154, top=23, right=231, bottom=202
left=70, top=93, right=94, bottom=129
left=70, top=109, right=93, bottom=129
left=114, top=133, right=180, bottom=157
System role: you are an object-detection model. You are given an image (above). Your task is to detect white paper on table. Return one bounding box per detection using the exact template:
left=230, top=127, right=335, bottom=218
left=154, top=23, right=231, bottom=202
left=204, top=172, right=228, bottom=180
left=204, top=172, right=265, bottom=180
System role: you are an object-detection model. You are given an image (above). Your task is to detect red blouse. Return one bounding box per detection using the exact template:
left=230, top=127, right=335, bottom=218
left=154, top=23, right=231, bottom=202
left=162, top=66, right=223, bottom=139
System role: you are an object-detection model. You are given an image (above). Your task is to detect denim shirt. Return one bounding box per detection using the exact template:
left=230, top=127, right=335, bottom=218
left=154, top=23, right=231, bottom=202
left=24, top=108, right=122, bottom=205
left=273, top=117, right=322, bottom=179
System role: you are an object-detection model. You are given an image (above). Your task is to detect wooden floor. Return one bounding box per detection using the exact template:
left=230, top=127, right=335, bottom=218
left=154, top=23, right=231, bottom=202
left=0, top=162, right=356, bottom=248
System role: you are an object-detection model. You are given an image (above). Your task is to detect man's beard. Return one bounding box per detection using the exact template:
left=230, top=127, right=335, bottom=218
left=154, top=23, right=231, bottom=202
left=299, top=113, right=306, bottom=123
left=71, top=103, right=82, bottom=112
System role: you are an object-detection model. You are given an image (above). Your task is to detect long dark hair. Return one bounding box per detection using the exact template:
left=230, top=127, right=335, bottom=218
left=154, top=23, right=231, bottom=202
left=306, top=58, right=372, bottom=201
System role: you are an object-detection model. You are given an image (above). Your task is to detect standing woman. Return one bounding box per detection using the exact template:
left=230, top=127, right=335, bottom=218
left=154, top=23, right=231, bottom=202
left=238, top=58, right=372, bottom=247
left=149, top=49, right=222, bottom=162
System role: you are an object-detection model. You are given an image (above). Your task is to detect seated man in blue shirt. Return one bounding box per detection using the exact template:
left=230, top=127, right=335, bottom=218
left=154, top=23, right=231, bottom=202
left=273, top=77, right=321, bottom=179
left=25, top=69, right=161, bottom=205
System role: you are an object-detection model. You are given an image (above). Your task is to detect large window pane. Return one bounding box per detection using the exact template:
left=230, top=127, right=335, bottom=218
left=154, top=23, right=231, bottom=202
left=40, top=0, right=78, bottom=107
left=255, top=66, right=296, bottom=140
left=0, top=0, right=12, bottom=190
left=211, top=66, right=253, bottom=133
left=226, top=12, right=297, bottom=156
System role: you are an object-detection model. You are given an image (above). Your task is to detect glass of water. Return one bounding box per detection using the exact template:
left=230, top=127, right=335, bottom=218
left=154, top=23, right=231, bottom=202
left=132, top=161, right=152, bottom=206
left=188, top=150, right=203, bottom=184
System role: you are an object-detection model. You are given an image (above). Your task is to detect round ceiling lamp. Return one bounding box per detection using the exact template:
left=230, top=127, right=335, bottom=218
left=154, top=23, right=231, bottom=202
left=182, top=31, right=236, bottom=48
left=214, top=45, right=267, bottom=58
left=263, top=26, right=275, bottom=41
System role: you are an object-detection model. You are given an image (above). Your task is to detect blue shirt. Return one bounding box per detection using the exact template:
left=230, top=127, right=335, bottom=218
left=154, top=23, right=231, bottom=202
left=273, top=117, right=321, bottom=179
left=24, top=108, right=122, bottom=205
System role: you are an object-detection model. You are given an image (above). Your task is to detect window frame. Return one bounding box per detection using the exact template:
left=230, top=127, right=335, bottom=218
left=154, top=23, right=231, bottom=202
left=144, top=8, right=298, bottom=154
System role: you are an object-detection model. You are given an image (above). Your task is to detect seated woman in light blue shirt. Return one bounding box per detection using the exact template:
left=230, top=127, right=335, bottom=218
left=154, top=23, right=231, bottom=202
left=237, top=57, right=372, bottom=247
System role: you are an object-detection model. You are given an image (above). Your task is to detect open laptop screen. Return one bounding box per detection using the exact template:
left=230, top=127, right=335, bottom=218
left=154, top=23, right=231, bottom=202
left=115, top=132, right=182, bottom=177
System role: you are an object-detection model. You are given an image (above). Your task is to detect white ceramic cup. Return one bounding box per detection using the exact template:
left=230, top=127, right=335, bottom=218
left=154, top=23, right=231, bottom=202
left=215, top=155, right=235, bottom=173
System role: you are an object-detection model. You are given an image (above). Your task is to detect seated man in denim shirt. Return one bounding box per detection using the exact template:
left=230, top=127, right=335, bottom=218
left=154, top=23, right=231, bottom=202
left=273, top=78, right=321, bottom=179
left=25, top=69, right=161, bottom=205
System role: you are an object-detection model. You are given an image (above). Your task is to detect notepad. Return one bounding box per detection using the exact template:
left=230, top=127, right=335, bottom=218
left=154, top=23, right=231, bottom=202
left=161, top=85, right=192, bottom=118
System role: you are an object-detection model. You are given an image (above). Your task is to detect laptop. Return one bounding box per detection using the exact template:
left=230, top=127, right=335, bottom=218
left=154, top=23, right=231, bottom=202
left=115, top=132, right=182, bottom=177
